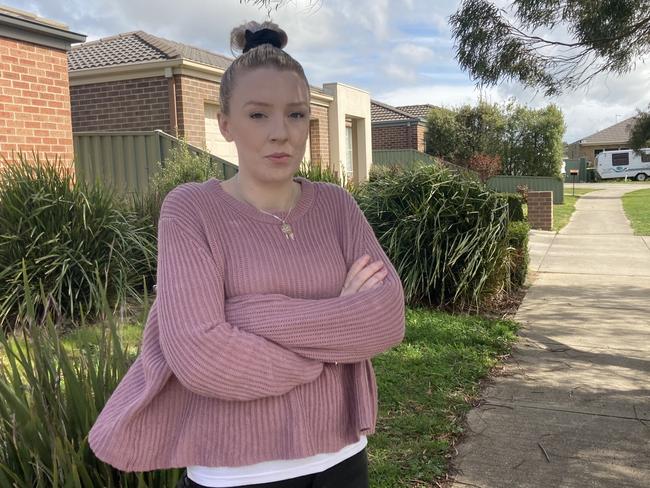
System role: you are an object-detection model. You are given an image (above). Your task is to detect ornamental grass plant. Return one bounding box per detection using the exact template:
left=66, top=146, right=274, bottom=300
left=0, top=152, right=157, bottom=330
left=0, top=265, right=183, bottom=487
left=355, top=162, right=511, bottom=310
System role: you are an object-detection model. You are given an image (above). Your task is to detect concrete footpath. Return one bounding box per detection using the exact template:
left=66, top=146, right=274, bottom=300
left=450, top=183, right=650, bottom=488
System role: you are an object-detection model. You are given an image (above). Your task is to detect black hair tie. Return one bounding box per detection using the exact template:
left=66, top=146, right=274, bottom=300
left=243, top=28, right=283, bottom=53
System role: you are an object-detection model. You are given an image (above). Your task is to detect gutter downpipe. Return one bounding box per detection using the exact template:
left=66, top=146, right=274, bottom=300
left=165, top=67, right=178, bottom=137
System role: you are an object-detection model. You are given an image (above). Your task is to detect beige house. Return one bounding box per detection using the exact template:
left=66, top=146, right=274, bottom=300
left=567, top=116, right=639, bottom=165
left=68, top=31, right=372, bottom=182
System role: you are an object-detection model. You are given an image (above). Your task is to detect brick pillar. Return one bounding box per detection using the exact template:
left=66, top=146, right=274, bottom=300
left=527, top=191, right=553, bottom=230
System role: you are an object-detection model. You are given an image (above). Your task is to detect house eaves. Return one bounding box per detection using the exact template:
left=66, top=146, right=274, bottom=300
left=573, top=115, right=638, bottom=146
left=68, top=30, right=333, bottom=105
left=0, top=7, right=86, bottom=50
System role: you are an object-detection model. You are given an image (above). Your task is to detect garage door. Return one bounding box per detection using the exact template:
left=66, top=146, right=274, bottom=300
left=204, top=103, right=239, bottom=166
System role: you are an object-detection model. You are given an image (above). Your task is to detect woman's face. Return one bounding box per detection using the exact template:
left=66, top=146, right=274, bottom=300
left=218, top=67, right=311, bottom=184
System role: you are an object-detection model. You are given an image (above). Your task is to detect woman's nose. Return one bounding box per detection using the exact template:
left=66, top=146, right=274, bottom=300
left=269, top=115, right=289, bottom=141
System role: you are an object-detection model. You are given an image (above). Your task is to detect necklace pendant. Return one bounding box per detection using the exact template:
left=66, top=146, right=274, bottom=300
left=281, top=222, right=294, bottom=240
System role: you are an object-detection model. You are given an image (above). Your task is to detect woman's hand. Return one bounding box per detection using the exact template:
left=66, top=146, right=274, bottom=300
left=339, top=254, right=388, bottom=297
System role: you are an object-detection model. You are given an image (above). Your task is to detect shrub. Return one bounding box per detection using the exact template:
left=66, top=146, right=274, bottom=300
left=129, top=139, right=226, bottom=232
left=506, top=221, right=530, bottom=288
left=516, top=184, right=529, bottom=203
left=466, top=152, right=502, bottom=182
left=295, top=159, right=359, bottom=196
left=483, top=220, right=530, bottom=298
left=0, top=152, right=157, bottom=328
left=503, top=192, right=525, bottom=222
left=356, top=162, right=509, bottom=310
left=0, top=266, right=182, bottom=487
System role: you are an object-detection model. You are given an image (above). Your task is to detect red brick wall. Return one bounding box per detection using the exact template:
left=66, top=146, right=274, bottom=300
left=175, top=75, right=218, bottom=149
left=372, top=123, right=422, bottom=150
left=309, top=104, right=329, bottom=167
left=0, top=37, right=74, bottom=168
left=70, top=72, right=332, bottom=162
left=527, top=191, right=553, bottom=230
left=70, top=76, right=170, bottom=132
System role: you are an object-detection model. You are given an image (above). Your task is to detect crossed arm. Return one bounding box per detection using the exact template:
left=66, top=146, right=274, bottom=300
left=155, top=186, right=405, bottom=401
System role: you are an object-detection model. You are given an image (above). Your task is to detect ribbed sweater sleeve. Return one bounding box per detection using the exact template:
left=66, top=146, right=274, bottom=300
left=155, top=189, right=324, bottom=401
left=223, top=188, right=405, bottom=364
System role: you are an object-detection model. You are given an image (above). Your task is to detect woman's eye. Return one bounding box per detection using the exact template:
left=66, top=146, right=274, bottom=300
left=249, top=113, right=265, bottom=119
left=290, top=112, right=306, bottom=119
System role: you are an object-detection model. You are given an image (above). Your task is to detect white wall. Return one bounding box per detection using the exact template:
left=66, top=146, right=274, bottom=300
left=322, top=82, right=372, bottom=183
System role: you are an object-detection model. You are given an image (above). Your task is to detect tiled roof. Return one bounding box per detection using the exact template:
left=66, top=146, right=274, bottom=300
left=371, top=100, right=419, bottom=123
left=395, top=104, right=436, bottom=119
left=68, top=30, right=233, bottom=71
left=67, top=30, right=328, bottom=96
left=578, top=116, right=639, bottom=145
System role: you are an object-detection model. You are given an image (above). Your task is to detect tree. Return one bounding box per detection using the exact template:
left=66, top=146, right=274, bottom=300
left=425, top=101, right=565, bottom=177
left=424, top=107, right=462, bottom=160
left=502, top=104, right=565, bottom=176
left=450, top=0, right=650, bottom=96
left=426, top=102, right=507, bottom=164
left=629, top=106, right=650, bottom=151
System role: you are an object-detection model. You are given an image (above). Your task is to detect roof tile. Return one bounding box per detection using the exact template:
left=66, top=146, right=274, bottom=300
left=69, top=30, right=233, bottom=71
left=578, top=115, right=639, bottom=145
left=371, top=100, right=418, bottom=123
left=395, top=104, right=436, bottom=119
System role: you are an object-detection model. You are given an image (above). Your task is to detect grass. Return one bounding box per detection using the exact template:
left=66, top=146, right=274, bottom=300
left=622, top=188, right=650, bottom=235
left=368, top=307, right=518, bottom=486
left=0, top=305, right=518, bottom=487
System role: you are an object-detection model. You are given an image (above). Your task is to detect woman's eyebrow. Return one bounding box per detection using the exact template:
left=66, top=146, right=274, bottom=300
left=242, top=101, right=309, bottom=108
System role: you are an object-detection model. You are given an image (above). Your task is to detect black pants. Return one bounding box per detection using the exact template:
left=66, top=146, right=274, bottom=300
left=176, top=447, right=369, bottom=488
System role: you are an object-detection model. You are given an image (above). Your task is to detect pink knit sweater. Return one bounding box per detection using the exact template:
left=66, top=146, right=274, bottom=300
left=88, top=176, right=405, bottom=472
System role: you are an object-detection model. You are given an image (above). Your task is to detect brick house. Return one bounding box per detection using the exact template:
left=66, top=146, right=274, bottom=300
left=567, top=115, right=639, bottom=165
left=68, top=31, right=373, bottom=182
left=371, top=100, right=434, bottom=152
left=0, top=6, right=85, bottom=168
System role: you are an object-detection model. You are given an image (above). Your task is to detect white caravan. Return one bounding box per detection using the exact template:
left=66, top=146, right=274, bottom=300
left=595, top=148, right=650, bottom=181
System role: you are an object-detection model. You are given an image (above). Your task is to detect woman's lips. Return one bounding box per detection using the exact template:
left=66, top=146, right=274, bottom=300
left=266, top=154, right=291, bottom=162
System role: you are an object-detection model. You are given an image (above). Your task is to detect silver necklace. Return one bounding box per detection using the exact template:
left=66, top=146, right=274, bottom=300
left=235, top=180, right=297, bottom=240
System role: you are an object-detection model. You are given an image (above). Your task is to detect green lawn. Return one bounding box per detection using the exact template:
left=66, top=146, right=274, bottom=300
left=369, top=308, right=517, bottom=486
left=2, top=306, right=518, bottom=487
left=622, top=188, right=650, bottom=235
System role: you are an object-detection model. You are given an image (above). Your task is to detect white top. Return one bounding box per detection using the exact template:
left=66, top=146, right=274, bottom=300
left=187, top=436, right=368, bottom=487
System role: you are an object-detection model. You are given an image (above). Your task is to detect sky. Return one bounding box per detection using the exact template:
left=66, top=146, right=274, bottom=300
left=8, top=0, right=650, bottom=143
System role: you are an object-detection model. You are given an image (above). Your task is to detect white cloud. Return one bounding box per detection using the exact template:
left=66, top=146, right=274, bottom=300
left=377, top=83, right=502, bottom=108
left=391, top=43, right=434, bottom=64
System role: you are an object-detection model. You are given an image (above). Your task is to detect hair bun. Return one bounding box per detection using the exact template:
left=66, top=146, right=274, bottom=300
left=230, top=21, right=288, bottom=54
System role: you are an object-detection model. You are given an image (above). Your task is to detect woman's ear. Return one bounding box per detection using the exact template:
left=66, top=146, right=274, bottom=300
left=217, top=111, right=233, bottom=142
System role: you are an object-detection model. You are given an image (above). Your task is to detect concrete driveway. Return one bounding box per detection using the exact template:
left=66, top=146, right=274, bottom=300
left=451, top=183, right=650, bottom=487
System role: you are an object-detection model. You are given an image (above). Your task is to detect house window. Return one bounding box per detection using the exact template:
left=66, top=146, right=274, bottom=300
left=612, top=152, right=629, bottom=166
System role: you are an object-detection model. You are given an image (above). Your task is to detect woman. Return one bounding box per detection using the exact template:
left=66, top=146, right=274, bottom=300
left=88, top=21, right=405, bottom=488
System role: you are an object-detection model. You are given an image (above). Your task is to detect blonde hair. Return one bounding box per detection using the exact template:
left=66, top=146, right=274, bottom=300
left=219, top=21, right=310, bottom=115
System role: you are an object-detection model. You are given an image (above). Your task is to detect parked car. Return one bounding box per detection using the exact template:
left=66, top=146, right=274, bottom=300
left=595, top=148, right=650, bottom=181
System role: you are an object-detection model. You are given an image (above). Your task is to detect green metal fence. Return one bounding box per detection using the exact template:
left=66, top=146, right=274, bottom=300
left=486, top=175, right=564, bottom=204
left=563, top=157, right=595, bottom=183
left=372, top=149, right=439, bottom=167
left=73, top=130, right=238, bottom=197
